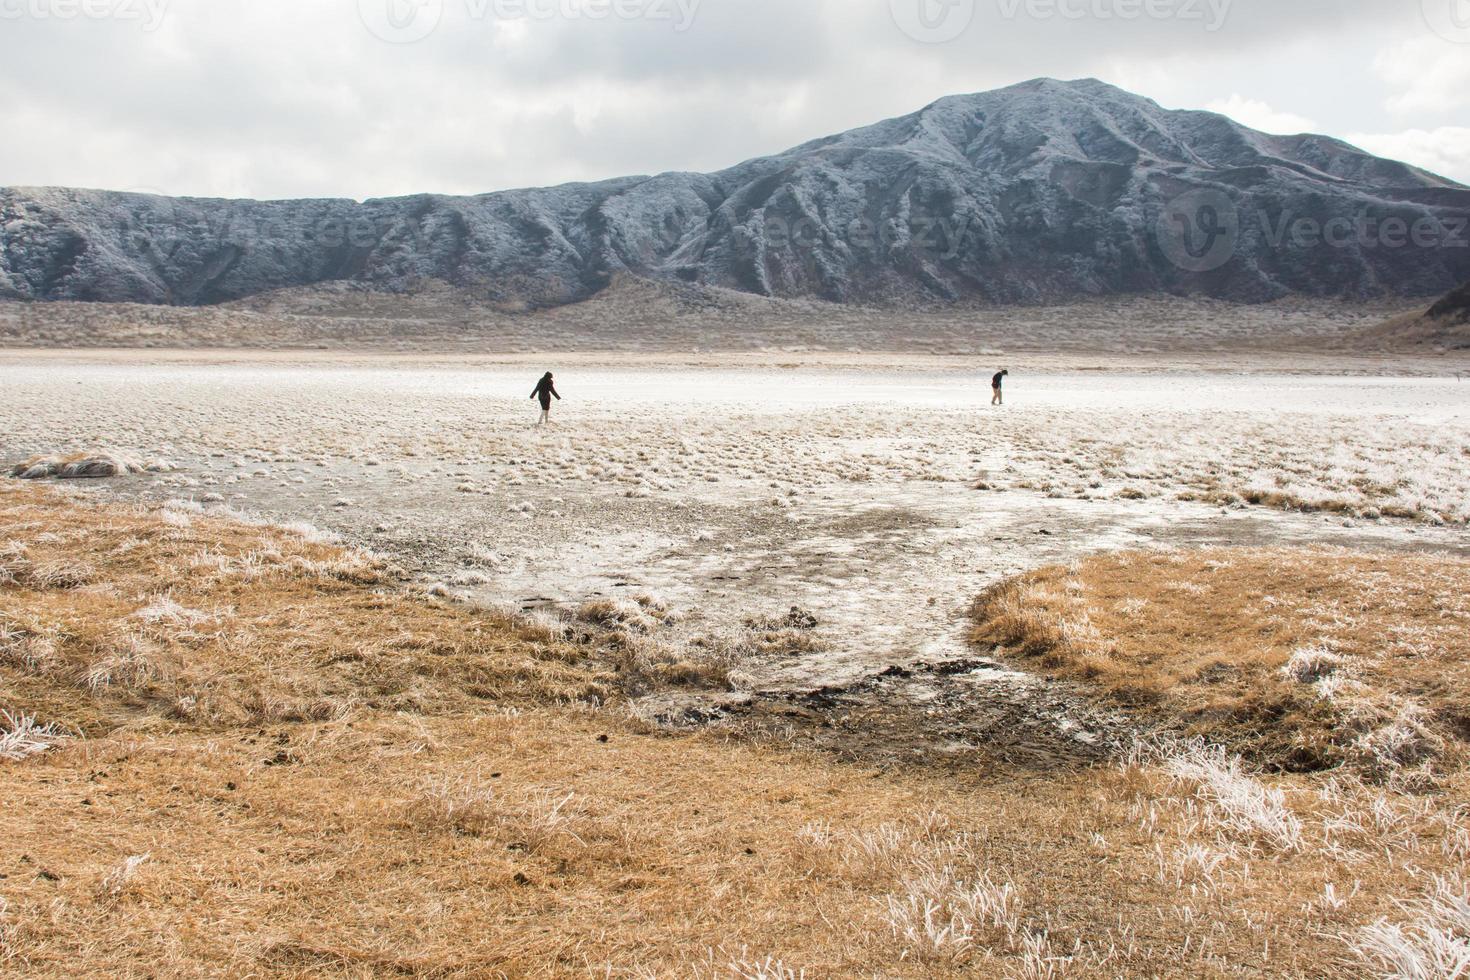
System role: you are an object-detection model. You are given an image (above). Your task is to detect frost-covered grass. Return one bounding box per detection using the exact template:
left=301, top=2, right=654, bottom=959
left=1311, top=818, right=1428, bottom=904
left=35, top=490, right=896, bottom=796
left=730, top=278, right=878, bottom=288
left=0, top=359, right=1463, bottom=704
left=9, top=451, right=151, bottom=480
left=2, top=359, right=1468, bottom=977
left=1117, top=739, right=1470, bottom=976
left=0, top=709, right=67, bottom=762
left=973, top=547, right=1470, bottom=778
left=1156, top=739, right=1304, bottom=851
left=2, top=359, right=1467, bottom=533
left=1281, top=644, right=1346, bottom=684
left=1003, top=410, right=1470, bottom=524
left=1351, top=873, right=1470, bottom=979
left=881, top=865, right=1022, bottom=961
left=96, top=854, right=150, bottom=902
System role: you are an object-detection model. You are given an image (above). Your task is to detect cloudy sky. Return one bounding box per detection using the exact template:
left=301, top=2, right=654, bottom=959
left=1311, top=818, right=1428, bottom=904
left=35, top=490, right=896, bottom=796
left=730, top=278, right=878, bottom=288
left=1, top=0, right=1466, bottom=199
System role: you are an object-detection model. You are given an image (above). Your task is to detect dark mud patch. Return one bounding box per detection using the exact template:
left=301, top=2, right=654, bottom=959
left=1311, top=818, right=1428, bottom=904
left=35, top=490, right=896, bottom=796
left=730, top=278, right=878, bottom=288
left=636, top=654, right=1141, bottom=776
left=822, top=505, right=942, bottom=537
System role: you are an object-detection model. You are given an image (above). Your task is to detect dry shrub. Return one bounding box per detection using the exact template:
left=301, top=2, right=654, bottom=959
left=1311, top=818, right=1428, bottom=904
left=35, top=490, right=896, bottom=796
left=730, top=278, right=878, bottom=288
left=568, top=595, right=788, bottom=694
left=972, top=547, right=1470, bottom=777
left=606, top=632, right=735, bottom=695
left=83, top=632, right=174, bottom=693
left=0, top=623, right=57, bottom=673
left=744, top=606, right=819, bottom=633
left=0, top=895, right=16, bottom=968
left=495, top=788, right=585, bottom=853
left=732, top=626, right=823, bottom=659
left=1280, top=645, right=1346, bottom=684
left=9, top=455, right=145, bottom=481
left=576, top=596, right=681, bottom=635
left=1350, top=703, right=1446, bottom=786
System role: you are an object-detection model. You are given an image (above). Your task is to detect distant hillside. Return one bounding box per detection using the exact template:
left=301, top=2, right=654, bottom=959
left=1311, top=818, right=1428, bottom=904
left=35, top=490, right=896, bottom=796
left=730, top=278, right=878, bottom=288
left=1427, top=281, right=1470, bottom=324
left=1353, top=281, right=1470, bottom=350
left=3, top=78, right=1468, bottom=311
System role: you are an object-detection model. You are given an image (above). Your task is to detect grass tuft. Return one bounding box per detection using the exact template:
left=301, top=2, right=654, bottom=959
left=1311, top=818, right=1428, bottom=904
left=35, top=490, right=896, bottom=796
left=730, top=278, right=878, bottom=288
left=0, top=709, right=67, bottom=762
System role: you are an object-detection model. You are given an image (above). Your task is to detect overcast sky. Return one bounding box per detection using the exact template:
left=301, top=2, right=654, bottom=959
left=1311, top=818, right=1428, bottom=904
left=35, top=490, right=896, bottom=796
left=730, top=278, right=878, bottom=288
left=1, top=0, right=1466, bottom=199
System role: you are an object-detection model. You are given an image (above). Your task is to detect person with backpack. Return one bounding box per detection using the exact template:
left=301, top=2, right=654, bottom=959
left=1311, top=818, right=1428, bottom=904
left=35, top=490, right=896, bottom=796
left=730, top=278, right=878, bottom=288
left=531, top=372, right=561, bottom=425
left=991, top=369, right=1009, bottom=406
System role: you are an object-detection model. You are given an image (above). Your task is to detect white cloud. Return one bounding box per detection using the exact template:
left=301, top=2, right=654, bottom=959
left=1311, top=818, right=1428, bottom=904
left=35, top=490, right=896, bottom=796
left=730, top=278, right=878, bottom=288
left=1346, top=127, right=1470, bottom=186
left=0, top=0, right=1459, bottom=199
left=1372, top=36, right=1470, bottom=115
left=1205, top=95, right=1317, bottom=135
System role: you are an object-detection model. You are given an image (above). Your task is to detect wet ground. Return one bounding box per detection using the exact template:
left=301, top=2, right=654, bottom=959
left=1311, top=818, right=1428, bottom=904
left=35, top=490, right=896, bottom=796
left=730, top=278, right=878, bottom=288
left=3, top=352, right=1467, bottom=768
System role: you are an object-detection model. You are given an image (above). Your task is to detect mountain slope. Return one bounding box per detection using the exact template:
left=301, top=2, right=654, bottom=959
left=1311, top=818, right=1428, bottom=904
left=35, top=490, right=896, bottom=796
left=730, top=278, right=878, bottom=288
left=2, top=78, right=1467, bottom=309
left=1427, top=280, right=1470, bottom=323
left=1353, top=279, right=1470, bottom=350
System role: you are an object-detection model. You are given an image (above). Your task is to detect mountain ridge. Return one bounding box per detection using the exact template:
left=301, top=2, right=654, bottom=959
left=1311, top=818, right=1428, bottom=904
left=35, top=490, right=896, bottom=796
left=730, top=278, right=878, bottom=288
left=3, top=77, right=1467, bottom=310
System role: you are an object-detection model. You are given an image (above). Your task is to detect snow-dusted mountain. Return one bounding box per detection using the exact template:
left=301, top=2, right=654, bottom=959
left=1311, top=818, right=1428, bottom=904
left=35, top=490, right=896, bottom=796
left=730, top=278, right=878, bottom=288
left=3, top=78, right=1467, bottom=309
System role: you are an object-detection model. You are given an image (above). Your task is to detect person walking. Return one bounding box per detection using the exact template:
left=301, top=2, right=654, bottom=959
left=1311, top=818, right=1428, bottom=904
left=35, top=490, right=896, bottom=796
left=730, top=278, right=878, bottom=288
left=531, top=372, right=561, bottom=425
left=991, top=369, right=1009, bottom=406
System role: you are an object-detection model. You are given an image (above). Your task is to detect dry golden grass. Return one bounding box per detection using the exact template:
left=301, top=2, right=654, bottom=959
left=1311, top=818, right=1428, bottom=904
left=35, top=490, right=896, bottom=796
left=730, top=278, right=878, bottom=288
left=5, top=488, right=1470, bottom=977
left=0, top=484, right=611, bottom=734
left=11, top=706, right=1470, bottom=978
left=971, top=547, right=1470, bottom=777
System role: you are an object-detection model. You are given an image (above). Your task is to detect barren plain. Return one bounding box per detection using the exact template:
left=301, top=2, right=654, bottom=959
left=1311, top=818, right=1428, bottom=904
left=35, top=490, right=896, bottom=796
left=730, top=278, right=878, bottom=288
left=3, top=314, right=1470, bottom=977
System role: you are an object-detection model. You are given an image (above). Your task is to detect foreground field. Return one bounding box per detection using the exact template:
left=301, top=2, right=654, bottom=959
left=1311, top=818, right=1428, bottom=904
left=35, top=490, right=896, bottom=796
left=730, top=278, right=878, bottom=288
left=4, top=485, right=1470, bottom=978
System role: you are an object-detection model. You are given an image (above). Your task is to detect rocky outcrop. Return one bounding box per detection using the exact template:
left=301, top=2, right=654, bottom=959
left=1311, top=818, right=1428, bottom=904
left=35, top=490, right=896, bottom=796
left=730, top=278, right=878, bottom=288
left=3, top=78, right=1468, bottom=309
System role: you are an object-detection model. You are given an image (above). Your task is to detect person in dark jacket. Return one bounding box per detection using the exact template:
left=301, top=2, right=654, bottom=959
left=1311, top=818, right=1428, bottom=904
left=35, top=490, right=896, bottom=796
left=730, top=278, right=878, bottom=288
left=531, top=372, right=561, bottom=425
left=991, top=369, right=1009, bottom=406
